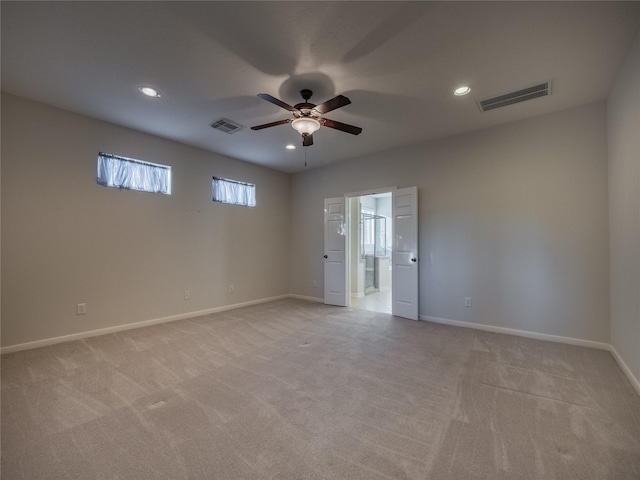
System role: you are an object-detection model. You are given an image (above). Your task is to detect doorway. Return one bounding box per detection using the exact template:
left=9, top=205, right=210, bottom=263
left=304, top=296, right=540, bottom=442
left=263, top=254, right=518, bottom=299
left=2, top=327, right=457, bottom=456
left=324, top=187, right=418, bottom=320
left=348, top=192, right=392, bottom=314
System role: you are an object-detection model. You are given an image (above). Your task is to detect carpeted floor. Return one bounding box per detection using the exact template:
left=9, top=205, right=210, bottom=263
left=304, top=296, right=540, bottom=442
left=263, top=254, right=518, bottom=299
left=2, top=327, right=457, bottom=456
left=1, top=298, right=639, bottom=479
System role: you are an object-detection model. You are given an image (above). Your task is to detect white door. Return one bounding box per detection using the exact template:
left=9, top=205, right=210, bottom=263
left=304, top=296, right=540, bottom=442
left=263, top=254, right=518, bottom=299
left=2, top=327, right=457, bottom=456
left=324, top=197, right=348, bottom=306
left=392, top=187, right=419, bottom=320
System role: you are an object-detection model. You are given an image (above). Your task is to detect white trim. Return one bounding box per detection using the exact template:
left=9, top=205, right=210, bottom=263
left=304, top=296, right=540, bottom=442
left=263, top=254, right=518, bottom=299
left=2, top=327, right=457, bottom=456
left=351, top=292, right=365, bottom=298
left=288, top=294, right=324, bottom=303
left=419, top=315, right=610, bottom=350
left=610, top=345, right=640, bottom=396
left=343, top=186, right=397, bottom=198
left=0, top=295, right=289, bottom=354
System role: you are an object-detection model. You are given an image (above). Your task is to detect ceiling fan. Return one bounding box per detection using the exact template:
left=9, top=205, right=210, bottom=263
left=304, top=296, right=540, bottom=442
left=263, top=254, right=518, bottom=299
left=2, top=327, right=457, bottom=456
left=251, top=89, right=362, bottom=146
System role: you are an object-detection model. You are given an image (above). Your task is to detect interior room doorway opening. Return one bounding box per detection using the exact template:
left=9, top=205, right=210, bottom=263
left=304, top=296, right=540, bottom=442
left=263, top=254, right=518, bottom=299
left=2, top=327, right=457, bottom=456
left=348, top=192, right=393, bottom=314
left=324, top=186, right=418, bottom=319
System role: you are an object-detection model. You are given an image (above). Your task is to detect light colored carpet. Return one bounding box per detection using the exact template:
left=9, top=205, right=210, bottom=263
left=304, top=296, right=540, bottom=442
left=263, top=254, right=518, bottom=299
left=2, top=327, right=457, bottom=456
left=1, top=298, right=639, bottom=479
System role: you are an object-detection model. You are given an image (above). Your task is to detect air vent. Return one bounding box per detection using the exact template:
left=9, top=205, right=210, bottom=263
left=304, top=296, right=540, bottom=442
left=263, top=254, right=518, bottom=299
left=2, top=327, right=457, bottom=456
left=210, top=118, right=243, bottom=134
left=478, top=82, right=551, bottom=112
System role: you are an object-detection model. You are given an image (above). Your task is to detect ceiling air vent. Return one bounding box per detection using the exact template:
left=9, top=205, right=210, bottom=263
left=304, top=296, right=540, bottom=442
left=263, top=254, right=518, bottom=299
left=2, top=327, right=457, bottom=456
left=210, top=118, right=243, bottom=134
left=478, top=82, right=551, bottom=112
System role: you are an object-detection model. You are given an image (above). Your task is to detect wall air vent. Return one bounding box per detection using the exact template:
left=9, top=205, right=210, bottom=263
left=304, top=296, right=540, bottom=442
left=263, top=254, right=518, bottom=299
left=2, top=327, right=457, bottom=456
left=478, top=82, right=551, bottom=112
left=210, top=118, right=243, bottom=134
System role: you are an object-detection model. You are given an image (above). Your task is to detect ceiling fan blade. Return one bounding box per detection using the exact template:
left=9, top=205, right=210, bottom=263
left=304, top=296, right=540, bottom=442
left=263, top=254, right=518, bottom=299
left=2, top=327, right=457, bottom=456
left=312, top=95, right=351, bottom=115
left=250, top=119, right=292, bottom=130
left=257, top=94, right=299, bottom=113
left=303, top=134, right=314, bottom=147
left=320, top=118, right=362, bottom=135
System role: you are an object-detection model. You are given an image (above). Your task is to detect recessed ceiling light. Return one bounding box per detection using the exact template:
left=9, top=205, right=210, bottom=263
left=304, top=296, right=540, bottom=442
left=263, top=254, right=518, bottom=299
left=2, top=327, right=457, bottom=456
left=137, top=86, right=161, bottom=98
left=454, top=86, right=471, bottom=96
left=286, top=144, right=296, bottom=150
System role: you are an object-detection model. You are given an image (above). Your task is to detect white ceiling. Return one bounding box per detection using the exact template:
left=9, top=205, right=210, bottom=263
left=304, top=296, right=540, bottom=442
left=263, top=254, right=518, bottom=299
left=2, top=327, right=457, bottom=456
left=2, top=2, right=639, bottom=173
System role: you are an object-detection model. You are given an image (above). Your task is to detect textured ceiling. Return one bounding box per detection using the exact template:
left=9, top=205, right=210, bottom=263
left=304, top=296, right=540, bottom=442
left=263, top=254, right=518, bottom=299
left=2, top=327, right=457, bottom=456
left=2, top=1, right=639, bottom=173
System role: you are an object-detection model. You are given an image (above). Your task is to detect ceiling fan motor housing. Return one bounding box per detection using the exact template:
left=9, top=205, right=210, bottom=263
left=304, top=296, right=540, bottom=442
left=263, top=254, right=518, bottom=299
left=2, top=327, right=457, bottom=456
left=294, top=90, right=319, bottom=117
left=294, top=105, right=317, bottom=117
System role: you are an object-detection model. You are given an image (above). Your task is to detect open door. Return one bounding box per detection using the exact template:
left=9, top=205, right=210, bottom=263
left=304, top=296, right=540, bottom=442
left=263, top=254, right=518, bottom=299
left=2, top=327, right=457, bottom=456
left=324, top=197, right=348, bottom=306
left=392, top=187, right=419, bottom=320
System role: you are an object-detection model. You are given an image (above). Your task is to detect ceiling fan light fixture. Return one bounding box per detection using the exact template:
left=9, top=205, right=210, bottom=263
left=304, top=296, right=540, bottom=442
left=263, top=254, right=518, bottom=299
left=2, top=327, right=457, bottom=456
left=454, top=86, right=471, bottom=96
left=291, top=117, right=321, bottom=136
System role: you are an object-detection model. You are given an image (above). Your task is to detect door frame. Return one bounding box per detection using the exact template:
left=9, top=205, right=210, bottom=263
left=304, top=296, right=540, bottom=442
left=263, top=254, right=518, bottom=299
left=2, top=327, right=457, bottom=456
left=343, top=187, right=397, bottom=308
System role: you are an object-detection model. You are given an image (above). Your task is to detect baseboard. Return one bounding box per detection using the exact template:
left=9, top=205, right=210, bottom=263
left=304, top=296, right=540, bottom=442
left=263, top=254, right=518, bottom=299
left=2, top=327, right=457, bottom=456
left=420, top=315, right=610, bottom=350
left=0, top=294, right=290, bottom=354
left=351, top=292, right=365, bottom=298
left=420, top=314, right=638, bottom=396
left=609, top=345, right=640, bottom=396
left=288, top=294, right=324, bottom=303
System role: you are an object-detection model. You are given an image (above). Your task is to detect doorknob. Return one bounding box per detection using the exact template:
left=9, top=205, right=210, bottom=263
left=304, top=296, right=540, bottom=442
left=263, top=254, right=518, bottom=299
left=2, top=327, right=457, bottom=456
left=324, top=255, right=328, bottom=259
left=411, top=258, right=417, bottom=262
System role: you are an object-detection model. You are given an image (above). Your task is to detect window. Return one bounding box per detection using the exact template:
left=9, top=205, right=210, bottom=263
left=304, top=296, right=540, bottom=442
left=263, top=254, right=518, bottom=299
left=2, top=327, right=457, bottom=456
left=97, top=152, right=171, bottom=194
left=212, top=177, right=256, bottom=207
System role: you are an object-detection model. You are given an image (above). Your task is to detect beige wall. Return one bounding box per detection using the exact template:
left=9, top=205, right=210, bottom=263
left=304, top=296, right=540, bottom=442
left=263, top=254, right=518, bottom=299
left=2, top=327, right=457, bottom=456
left=1, top=93, right=291, bottom=347
left=0, top=92, right=617, bottom=350
left=608, top=31, right=640, bottom=384
left=290, top=102, right=610, bottom=343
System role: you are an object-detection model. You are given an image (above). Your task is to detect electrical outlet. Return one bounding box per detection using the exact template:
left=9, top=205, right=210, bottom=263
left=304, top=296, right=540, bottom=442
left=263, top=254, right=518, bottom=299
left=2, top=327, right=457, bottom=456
left=228, top=285, right=234, bottom=293
left=465, top=297, right=472, bottom=307
left=312, top=280, right=318, bottom=289
left=184, top=290, right=190, bottom=300
left=76, top=303, right=87, bottom=315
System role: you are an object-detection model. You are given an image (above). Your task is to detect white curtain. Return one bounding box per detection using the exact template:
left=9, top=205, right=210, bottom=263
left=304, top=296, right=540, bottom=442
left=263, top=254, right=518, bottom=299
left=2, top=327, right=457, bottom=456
left=97, top=153, right=171, bottom=195
left=212, top=177, right=256, bottom=207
